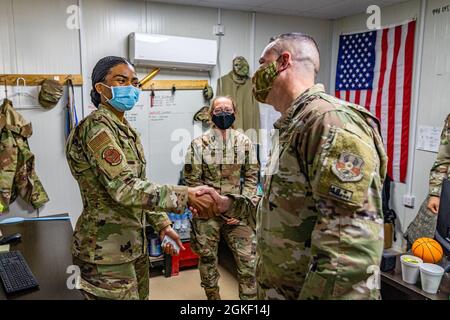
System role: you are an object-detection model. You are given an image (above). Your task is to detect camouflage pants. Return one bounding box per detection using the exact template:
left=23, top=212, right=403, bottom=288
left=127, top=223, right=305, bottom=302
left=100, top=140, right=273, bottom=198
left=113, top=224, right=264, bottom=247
left=404, top=195, right=438, bottom=250
left=73, top=255, right=149, bottom=300
left=190, top=216, right=257, bottom=300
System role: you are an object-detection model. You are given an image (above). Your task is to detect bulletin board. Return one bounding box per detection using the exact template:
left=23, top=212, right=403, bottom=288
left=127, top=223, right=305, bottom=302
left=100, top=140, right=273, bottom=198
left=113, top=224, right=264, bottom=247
left=125, top=89, right=205, bottom=185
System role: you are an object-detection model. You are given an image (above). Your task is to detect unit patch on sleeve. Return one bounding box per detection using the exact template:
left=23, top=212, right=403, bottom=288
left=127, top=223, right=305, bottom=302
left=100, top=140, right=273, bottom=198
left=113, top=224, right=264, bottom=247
left=332, top=152, right=364, bottom=182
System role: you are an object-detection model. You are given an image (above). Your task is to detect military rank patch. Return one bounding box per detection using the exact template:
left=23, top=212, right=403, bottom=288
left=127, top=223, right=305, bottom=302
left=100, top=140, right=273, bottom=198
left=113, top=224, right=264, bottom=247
left=332, top=152, right=364, bottom=182
left=329, top=185, right=353, bottom=201
left=102, top=147, right=122, bottom=166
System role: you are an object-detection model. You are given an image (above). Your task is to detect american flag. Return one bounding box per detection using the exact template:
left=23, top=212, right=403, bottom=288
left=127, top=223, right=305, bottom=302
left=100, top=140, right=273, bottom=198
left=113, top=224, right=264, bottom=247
left=335, top=20, right=416, bottom=183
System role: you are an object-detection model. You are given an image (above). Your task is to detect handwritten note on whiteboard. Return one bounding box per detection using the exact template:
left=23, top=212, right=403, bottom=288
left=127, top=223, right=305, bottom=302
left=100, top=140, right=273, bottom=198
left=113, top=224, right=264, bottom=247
left=416, top=125, right=441, bottom=153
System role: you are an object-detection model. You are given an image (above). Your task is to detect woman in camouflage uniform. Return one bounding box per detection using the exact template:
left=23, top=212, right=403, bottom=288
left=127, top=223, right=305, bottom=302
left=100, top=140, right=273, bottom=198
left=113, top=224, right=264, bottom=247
left=66, top=56, right=212, bottom=300
left=184, top=96, right=259, bottom=300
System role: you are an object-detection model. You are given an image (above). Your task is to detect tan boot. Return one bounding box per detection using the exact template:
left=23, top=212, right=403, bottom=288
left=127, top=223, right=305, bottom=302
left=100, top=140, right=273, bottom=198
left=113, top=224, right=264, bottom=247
left=205, top=287, right=221, bottom=300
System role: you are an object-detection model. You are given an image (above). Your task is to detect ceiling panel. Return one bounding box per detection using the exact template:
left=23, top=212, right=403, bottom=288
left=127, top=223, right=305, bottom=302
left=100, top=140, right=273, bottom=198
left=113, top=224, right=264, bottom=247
left=148, top=0, right=409, bottom=19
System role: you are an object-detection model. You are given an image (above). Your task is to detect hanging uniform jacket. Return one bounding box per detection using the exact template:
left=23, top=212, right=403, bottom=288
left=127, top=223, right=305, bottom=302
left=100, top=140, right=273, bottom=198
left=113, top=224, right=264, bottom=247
left=0, top=99, right=49, bottom=213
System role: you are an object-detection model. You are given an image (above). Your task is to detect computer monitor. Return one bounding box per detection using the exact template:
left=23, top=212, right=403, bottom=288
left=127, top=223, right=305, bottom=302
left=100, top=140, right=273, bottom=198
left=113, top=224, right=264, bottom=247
left=436, top=178, right=450, bottom=260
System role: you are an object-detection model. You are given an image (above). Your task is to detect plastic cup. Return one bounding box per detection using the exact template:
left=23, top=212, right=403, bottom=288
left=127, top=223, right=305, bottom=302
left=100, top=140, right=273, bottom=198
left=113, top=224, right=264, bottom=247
left=420, top=263, right=444, bottom=294
left=400, top=255, right=423, bottom=284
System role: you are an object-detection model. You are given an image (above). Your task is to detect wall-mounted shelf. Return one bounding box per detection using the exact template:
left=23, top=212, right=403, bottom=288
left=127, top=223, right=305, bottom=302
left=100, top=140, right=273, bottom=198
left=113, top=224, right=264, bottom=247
left=0, top=74, right=83, bottom=86
left=140, top=79, right=208, bottom=91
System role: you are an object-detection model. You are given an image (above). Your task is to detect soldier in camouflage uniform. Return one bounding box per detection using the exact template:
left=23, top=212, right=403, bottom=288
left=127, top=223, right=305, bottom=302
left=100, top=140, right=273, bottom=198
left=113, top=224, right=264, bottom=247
left=184, top=96, right=259, bottom=300
left=196, top=33, right=387, bottom=300
left=405, top=114, right=450, bottom=247
left=66, top=56, right=214, bottom=300
left=427, top=114, right=450, bottom=214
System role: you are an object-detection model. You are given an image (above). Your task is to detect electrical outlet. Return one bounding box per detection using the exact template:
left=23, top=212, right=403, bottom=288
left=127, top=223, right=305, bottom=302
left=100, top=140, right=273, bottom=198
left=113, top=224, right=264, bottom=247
left=403, top=194, right=416, bottom=208
left=213, top=24, right=225, bottom=36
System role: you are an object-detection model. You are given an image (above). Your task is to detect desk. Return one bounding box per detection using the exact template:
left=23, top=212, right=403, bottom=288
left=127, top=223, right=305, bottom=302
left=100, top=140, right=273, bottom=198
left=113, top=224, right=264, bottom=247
left=381, top=255, right=450, bottom=300
left=0, top=214, right=83, bottom=300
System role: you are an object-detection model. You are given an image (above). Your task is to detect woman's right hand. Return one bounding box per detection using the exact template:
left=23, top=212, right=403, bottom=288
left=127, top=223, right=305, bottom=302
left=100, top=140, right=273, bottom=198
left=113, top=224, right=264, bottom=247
left=427, top=196, right=440, bottom=214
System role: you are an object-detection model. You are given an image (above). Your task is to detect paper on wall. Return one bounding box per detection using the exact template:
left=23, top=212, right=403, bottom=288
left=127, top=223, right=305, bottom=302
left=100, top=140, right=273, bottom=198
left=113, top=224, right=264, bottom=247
left=416, top=125, right=441, bottom=153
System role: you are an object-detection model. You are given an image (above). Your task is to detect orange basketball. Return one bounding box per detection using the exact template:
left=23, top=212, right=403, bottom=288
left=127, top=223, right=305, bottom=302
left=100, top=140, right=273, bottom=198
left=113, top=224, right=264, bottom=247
left=412, top=237, right=443, bottom=263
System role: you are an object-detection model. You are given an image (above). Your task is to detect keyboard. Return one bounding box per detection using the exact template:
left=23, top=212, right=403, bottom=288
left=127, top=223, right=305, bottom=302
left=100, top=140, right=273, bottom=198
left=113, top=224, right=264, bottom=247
left=0, top=251, right=39, bottom=294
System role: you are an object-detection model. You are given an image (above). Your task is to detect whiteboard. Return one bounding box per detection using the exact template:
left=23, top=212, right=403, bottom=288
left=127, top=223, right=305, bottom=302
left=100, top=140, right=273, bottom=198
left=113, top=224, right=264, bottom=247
left=125, top=90, right=205, bottom=185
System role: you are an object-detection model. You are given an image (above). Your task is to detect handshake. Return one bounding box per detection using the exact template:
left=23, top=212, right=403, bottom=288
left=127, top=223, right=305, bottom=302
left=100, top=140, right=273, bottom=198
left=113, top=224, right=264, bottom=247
left=187, top=186, right=233, bottom=219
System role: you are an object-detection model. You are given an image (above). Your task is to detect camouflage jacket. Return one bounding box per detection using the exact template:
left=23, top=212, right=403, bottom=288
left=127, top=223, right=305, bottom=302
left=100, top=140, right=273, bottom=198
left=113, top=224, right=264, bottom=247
left=229, top=84, right=387, bottom=300
left=66, top=104, right=188, bottom=264
left=184, top=128, right=259, bottom=198
left=429, top=114, right=450, bottom=197
left=0, top=99, right=49, bottom=213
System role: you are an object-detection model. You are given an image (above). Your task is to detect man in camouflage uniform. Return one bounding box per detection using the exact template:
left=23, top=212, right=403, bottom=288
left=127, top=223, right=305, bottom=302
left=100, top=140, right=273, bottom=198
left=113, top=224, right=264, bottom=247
left=185, top=96, right=259, bottom=300
left=66, top=56, right=214, bottom=300
left=197, top=33, right=387, bottom=300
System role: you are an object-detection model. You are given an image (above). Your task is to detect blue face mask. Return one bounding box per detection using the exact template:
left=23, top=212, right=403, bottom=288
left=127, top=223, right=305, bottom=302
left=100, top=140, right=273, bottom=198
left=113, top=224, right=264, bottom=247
left=101, top=83, right=141, bottom=112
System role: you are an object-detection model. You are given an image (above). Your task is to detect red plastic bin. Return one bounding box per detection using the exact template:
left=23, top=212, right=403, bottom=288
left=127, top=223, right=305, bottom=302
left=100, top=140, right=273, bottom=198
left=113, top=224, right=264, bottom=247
left=170, top=241, right=199, bottom=276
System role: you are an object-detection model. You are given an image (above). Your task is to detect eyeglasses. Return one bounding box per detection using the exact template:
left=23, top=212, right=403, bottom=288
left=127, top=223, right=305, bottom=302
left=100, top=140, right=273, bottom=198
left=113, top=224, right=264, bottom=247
left=212, top=106, right=234, bottom=115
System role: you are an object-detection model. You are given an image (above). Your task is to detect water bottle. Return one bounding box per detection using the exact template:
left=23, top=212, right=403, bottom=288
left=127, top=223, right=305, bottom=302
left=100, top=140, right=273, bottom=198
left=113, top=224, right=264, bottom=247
left=149, top=235, right=162, bottom=257
left=181, top=212, right=189, bottom=230
left=174, top=214, right=181, bottom=230
left=257, top=183, right=263, bottom=196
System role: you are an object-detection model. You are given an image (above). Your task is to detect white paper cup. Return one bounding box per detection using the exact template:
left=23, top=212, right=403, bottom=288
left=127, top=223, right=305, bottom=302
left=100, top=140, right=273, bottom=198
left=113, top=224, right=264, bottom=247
left=400, top=255, right=423, bottom=284
left=420, top=263, right=444, bottom=294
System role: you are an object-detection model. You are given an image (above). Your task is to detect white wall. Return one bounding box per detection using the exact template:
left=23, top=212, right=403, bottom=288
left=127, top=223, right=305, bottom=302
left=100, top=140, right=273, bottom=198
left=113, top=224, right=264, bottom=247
left=0, top=0, right=332, bottom=226
left=331, top=0, right=450, bottom=249
left=0, top=0, right=83, bottom=227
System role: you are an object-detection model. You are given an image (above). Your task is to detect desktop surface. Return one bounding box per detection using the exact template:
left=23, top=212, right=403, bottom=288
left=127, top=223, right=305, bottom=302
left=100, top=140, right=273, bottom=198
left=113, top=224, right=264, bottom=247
left=0, top=214, right=83, bottom=300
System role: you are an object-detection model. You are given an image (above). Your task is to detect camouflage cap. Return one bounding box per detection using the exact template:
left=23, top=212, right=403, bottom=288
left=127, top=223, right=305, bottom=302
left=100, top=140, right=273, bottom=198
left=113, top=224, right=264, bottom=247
left=233, top=56, right=249, bottom=78
left=193, top=106, right=211, bottom=124
left=202, top=85, right=213, bottom=101
left=39, top=79, right=64, bottom=109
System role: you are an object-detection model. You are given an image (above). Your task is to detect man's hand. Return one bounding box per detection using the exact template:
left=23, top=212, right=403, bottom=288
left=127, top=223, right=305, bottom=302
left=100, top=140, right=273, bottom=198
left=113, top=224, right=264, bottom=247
left=188, top=186, right=219, bottom=219
left=427, top=196, right=440, bottom=214
left=191, top=188, right=233, bottom=216
left=160, top=225, right=185, bottom=256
